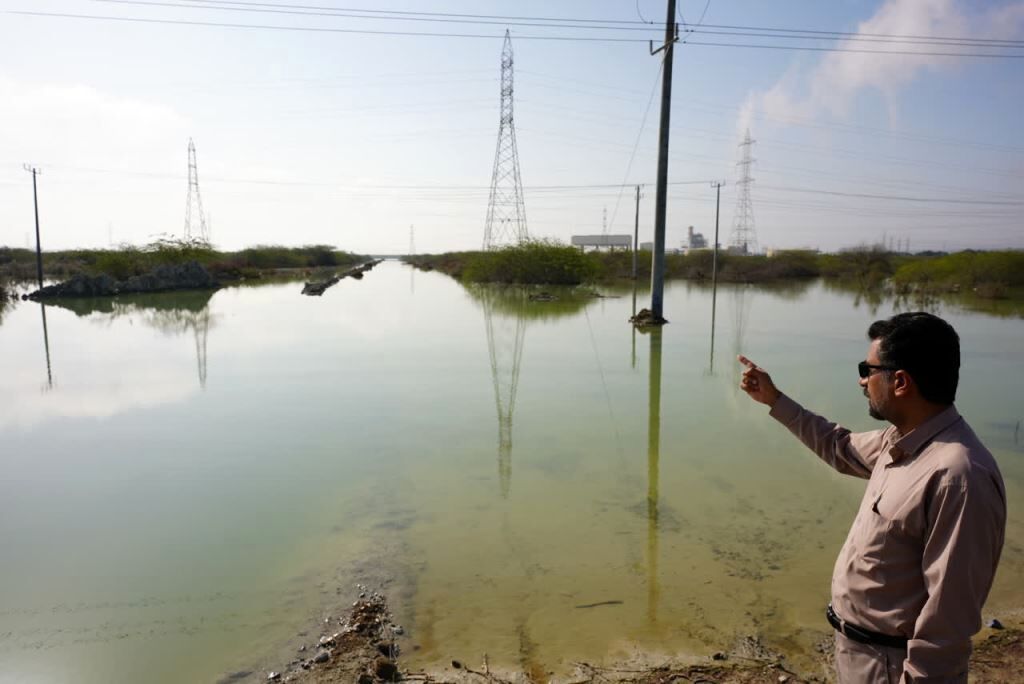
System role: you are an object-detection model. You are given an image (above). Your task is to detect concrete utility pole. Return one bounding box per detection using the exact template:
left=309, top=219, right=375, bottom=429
left=23, top=165, right=43, bottom=290
left=711, top=181, right=725, bottom=284
left=648, top=0, right=678, bottom=324
left=632, top=185, right=642, bottom=279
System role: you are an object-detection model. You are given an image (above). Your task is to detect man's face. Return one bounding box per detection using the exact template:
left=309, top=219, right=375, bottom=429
left=861, top=338, right=892, bottom=422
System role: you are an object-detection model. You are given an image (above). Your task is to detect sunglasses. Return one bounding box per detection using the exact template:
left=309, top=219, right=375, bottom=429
left=858, top=361, right=898, bottom=379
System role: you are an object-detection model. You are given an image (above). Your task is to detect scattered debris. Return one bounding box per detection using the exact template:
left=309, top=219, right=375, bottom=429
left=988, top=618, right=1005, bottom=630
left=301, top=260, right=383, bottom=296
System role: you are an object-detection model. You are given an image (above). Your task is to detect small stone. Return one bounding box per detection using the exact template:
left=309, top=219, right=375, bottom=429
left=319, top=635, right=335, bottom=648
left=987, top=618, right=1005, bottom=630
left=324, top=617, right=330, bottom=624
left=711, top=652, right=727, bottom=661
left=298, top=645, right=306, bottom=652
left=267, top=673, right=281, bottom=682
left=778, top=676, right=790, bottom=683
left=314, top=650, right=330, bottom=664
left=452, top=660, right=463, bottom=669
left=358, top=674, right=375, bottom=684
left=391, top=625, right=404, bottom=635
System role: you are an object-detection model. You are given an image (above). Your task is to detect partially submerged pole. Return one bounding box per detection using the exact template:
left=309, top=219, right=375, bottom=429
left=647, top=0, right=678, bottom=325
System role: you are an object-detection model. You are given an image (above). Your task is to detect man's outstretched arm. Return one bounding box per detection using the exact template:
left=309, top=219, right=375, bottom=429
left=738, top=355, right=884, bottom=478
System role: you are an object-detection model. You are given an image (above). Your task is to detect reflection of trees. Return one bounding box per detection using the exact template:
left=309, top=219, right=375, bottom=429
left=465, top=285, right=596, bottom=498
left=46, top=291, right=216, bottom=390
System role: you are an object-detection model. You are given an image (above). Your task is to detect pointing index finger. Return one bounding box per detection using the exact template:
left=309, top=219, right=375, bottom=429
left=737, top=355, right=759, bottom=370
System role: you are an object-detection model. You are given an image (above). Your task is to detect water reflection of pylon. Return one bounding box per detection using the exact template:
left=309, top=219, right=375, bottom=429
left=192, top=307, right=210, bottom=390
left=731, top=286, right=752, bottom=388
left=482, top=293, right=526, bottom=498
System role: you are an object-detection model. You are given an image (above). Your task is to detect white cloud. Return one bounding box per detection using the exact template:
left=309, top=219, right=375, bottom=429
left=0, top=75, right=189, bottom=167
left=741, top=0, right=1024, bottom=128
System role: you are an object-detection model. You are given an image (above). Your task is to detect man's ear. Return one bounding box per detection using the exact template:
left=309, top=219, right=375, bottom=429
left=892, top=369, right=913, bottom=397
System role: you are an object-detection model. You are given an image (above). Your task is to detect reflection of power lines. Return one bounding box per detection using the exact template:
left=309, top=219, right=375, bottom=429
left=731, top=286, right=752, bottom=387
left=482, top=292, right=526, bottom=498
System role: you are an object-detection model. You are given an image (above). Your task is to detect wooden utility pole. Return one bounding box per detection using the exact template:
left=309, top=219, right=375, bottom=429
left=24, top=165, right=43, bottom=290
left=647, top=0, right=678, bottom=324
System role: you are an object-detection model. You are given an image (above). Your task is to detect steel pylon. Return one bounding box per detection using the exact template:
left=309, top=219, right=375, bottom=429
left=483, top=30, right=528, bottom=250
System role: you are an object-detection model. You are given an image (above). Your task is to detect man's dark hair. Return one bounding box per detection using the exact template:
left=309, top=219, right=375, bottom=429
left=867, top=312, right=960, bottom=405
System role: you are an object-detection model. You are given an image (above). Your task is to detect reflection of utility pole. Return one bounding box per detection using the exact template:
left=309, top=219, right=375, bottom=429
left=483, top=293, right=526, bottom=498
left=24, top=165, right=44, bottom=290
left=646, top=328, right=663, bottom=625
left=631, top=281, right=638, bottom=369
left=709, top=287, right=718, bottom=375
left=709, top=182, right=724, bottom=375
left=647, top=0, right=679, bottom=323
left=40, top=303, right=53, bottom=391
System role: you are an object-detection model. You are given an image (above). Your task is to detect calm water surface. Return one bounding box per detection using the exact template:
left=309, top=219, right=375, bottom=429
left=1, top=262, right=1021, bottom=683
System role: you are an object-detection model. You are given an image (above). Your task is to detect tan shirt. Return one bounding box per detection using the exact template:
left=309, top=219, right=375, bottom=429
left=770, top=395, right=1006, bottom=681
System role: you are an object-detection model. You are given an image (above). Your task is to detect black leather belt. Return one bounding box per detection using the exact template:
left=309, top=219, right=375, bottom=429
left=826, top=604, right=908, bottom=649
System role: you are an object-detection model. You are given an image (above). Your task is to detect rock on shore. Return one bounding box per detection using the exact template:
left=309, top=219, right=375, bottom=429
left=25, top=261, right=218, bottom=300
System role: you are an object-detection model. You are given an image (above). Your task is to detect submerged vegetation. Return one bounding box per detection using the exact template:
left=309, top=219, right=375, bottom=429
left=407, top=243, right=1023, bottom=301
left=0, top=238, right=367, bottom=284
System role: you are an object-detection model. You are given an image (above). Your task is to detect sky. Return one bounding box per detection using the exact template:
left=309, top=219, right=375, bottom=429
left=0, top=0, right=1022, bottom=254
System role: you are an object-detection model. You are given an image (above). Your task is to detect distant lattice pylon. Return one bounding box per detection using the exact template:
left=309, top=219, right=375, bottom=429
left=184, top=138, right=209, bottom=243
left=728, top=129, right=758, bottom=255
left=483, top=30, right=528, bottom=250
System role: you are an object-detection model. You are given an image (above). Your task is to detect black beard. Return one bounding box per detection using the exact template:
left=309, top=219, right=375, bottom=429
left=868, top=404, right=886, bottom=421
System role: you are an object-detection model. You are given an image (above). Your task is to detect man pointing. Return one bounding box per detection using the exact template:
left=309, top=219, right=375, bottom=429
left=738, top=312, right=1005, bottom=683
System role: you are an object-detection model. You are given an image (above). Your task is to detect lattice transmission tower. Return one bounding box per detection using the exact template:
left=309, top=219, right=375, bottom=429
left=728, top=129, right=758, bottom=255
left=184, top=138, right=210, bottom=243
left=483, top=30, right=528, bottom=250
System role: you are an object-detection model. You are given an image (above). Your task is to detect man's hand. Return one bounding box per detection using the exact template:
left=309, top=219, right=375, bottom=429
left=738, top=355, right=782, bottom=407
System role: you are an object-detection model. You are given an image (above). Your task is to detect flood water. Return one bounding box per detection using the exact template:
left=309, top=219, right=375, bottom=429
left=1, top=261, right=1022, bottom=683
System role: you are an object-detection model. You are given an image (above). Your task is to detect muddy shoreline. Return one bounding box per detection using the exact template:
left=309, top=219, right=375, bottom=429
left=226, top=584, right=1023, bottom=684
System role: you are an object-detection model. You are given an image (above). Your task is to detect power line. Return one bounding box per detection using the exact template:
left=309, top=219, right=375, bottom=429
left=69, top=0, right=1024, bottom=49
left=761, top=185, right=1024, bottom=206
left=8, top=9, right=1024, bottom=56
left=78, top=0, right=1024, bottom=45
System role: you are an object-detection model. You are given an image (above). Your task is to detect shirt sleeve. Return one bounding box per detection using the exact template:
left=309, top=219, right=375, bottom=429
left=902, top=478, right=1005, bottom=682
left=768, top=394, right=886, bottom=479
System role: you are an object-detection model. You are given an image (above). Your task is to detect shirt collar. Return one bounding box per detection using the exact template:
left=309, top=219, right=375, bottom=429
left=888, top=405, right=962, bottom=463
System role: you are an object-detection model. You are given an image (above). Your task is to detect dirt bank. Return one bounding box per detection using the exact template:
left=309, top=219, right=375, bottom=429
left=247, top=592, right=1023, bottom=684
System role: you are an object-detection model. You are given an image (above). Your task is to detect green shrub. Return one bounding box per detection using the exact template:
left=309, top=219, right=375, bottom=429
left=461, top=240, right=598, bottom=285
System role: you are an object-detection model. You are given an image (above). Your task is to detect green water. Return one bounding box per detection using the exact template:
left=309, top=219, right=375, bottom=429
left=1, top=262, right=1021, bottom=683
